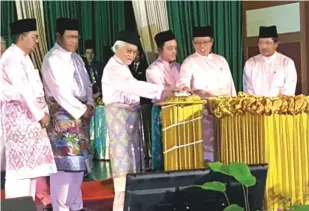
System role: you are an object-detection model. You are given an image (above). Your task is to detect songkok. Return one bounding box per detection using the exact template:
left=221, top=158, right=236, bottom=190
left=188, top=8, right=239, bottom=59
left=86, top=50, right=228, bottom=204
left=193, top=26, right=213, bottom=38
left=85, top=40, right=94, bottom=50
left=117, top=31, right=141, bottom=47
left=10, top=19, right=37, bottom=35
left=154, top=30, right=176, bottom=47
left=56, top=18, right=79, bottom=33
left=258, top=25, right=278, bottom=38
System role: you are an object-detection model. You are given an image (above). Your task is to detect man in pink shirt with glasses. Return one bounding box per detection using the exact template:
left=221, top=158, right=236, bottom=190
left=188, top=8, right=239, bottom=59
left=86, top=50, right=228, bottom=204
left=177, top=26, right=236, bottom=163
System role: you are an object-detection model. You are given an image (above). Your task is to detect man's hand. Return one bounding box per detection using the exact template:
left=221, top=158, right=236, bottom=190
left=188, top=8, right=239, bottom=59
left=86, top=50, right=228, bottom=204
left=40, top=113, right=49, bottom=128
left=162, top=85, right=180, bottom=98
left=181, top=86, right=192, bottom=92
left=83, top=105, right=94, bottom=120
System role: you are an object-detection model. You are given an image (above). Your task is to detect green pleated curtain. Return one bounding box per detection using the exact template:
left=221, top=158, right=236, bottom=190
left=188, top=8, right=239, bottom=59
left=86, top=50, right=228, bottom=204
left=167, top=1, right=243, bottom=91
left=0, top=1, right=17, bottom=46
left=93, top=1, right=125, bottom=63
left=43, top=1, right=125, bottom=62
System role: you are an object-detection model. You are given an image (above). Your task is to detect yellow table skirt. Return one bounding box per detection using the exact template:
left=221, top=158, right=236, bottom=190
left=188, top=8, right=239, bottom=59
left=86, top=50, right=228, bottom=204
left=215, top=112, right=309, bottom=210
left=160, top=99, right=205, bottom=171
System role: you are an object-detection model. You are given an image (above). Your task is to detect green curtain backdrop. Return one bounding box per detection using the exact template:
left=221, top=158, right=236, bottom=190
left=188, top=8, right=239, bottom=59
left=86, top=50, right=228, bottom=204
left=167, top=1, right=243, bottom=91
left=1, top=0, right=126, bottom=63
left=0, top=0, right=17, bottom=46
left=93, top=1, right=125, bottom=63
left=43, top=1, right=125, bottom=62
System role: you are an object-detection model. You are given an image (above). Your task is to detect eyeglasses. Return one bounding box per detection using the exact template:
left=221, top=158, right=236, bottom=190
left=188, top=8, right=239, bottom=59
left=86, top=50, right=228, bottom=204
left=194, top=39, right=212, bottom=45
left=258, top=41, right=275, bottom=46
left=64, top=35, right=81, bottom=40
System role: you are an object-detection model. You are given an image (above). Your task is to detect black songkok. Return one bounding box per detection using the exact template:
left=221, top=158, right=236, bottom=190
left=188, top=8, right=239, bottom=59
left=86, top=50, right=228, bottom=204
left=10, top=19, right=37, bottom=35
left=258, top=25, right=278, bottom=38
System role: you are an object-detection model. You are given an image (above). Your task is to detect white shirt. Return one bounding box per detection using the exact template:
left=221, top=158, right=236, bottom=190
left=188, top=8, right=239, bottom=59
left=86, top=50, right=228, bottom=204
left=41, top=43, right=94, bottom=120
left=243, top=52, right=297, bottom=97
left=178, top=53, right=236, bottom=96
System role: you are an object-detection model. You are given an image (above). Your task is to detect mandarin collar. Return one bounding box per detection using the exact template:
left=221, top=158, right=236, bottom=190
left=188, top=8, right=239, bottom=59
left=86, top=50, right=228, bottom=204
left=261, top=51, right=277, bottom=62
left=195, top=52, right=213, bottom=60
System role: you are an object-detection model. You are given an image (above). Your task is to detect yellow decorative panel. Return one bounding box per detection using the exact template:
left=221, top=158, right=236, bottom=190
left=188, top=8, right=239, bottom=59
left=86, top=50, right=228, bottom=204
left=209, top=93, right=309, bottom=210
left=160, top=96, right=206, bottom=171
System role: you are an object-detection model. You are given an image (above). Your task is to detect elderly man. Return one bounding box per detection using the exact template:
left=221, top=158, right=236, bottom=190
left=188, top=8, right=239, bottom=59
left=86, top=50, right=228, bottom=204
left=146, top=30, right=181, bottom=170
left=0, top=18, right=57, bottom=200
left=178, top=26, right=236, bottom=162
left=41, top=18, right=94, bottom=211
left=243, top=25, right=297, bottom=96
left=102, top=30, right=176, bottom=211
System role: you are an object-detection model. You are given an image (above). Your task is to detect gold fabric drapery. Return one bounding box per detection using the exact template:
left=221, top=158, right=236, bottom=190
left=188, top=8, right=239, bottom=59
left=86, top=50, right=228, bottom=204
left=159, top=95, right=205, bottom=171
left=207, top=93, right=309, bottom=210
left=15, top=0, right=48, bottom=70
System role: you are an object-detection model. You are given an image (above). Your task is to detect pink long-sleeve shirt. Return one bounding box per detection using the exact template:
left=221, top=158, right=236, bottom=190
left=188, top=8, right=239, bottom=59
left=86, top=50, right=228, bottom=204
left=0, top=44, right=45, bottom=121
left=243, top=52, right=297, bottom=97
left=146, top=57, right=181, bottom=102
left=178, top=53, right=236, bottom=96
left=101, top=56, right=164, bottom=105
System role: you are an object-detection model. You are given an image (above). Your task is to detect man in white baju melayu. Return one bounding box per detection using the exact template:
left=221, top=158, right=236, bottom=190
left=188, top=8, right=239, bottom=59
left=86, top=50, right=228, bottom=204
left=42, top=18, right=94, bottom=211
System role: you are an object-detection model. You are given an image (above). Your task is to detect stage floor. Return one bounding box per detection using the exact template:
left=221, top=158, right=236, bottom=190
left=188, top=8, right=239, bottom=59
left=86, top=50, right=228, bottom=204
left=1, top=160, right=114, bottom=211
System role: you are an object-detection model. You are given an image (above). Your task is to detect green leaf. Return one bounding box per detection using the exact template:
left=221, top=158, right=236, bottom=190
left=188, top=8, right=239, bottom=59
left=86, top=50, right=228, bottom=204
left=208, top=162, right=224, bottom=172
left=223, top=204, right=244, bottom=211
left=221, top=164, right=232, bottom=175
left=200, top=181, right=226, bottom=192
left=208, top=162, right=232, bottom=176
left=294, top=205, right=309, bottom=211
left=229, top=162, right=257, bottom=187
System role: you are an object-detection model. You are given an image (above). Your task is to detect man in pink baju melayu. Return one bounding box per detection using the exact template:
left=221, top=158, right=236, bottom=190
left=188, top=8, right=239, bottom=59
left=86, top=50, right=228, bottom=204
left=146, top=30, right=181, bottom=170
left=0, top=18, right=57, bottom=200
left=177, top=26, right=236, bottom=162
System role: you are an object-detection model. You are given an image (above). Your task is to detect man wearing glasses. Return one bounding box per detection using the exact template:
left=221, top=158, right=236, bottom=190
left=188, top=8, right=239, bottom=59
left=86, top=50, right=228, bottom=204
left=0, top=18, right=56, bottom=200
left=243, top=25, right=297, bottom=97
left=177, top=25, right=236, bottom=163
left=41, top=17, right=94, bottom=211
